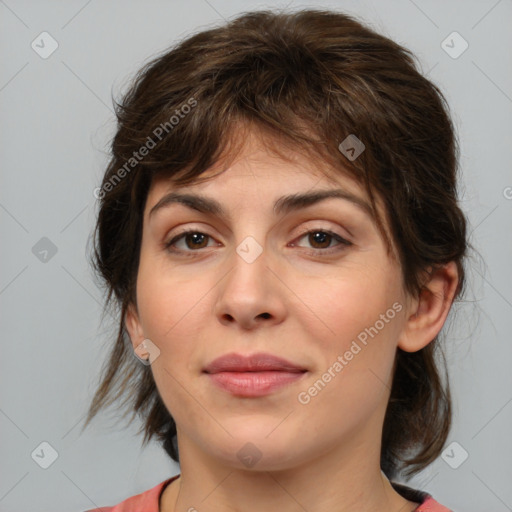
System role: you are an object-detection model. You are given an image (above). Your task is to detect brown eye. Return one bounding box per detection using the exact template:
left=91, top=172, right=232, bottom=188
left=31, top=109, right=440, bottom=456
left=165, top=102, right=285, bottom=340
left=164, top=230, right=215, bottom=253
left=307, top=231, right=333, bottom=249
left=182, top=232, right=209, bottom=249
left=292, top=229, right=352, bottom=255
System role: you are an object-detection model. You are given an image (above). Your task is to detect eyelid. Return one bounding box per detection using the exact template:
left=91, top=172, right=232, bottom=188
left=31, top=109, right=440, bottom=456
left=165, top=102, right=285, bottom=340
left=164, top=225, right=352, bottom=257
left=163, top=227, right=218, bottom=251
left=290, top=227, right=352, bottom=255
left=293, top=224, right=352, bottom=244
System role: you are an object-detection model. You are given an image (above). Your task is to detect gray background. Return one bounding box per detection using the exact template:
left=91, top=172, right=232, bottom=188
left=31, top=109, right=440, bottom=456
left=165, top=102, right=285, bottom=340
left=1, top=0, right=511, bottom=511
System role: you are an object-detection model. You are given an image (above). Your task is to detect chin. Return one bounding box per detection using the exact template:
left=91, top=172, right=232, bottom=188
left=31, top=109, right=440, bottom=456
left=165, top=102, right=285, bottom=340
left=208, top=432, right=308, bottom=472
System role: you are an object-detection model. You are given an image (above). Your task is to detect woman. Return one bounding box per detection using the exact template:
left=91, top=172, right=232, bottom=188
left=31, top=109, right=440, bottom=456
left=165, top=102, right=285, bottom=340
left=83, top=8, right=468, bottom=511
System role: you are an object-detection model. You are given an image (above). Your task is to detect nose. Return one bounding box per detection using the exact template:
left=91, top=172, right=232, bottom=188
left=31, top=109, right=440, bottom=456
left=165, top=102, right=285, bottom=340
left=214, top=241, right=287, bottom=330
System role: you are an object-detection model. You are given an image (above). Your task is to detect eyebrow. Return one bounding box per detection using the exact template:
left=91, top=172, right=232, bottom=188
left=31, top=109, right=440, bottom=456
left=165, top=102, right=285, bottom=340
left=149, top=189, right=375, bottom=222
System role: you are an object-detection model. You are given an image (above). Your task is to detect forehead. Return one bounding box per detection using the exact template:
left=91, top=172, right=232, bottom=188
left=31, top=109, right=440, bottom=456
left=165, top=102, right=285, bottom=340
left=142, top=129, right=396, bottom=260
left=146, top=128, right=366, bottom=208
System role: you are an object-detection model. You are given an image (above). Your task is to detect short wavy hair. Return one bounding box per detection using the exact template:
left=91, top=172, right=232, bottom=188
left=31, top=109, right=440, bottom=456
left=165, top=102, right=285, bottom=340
left=83, top=8, right=469, bottom=480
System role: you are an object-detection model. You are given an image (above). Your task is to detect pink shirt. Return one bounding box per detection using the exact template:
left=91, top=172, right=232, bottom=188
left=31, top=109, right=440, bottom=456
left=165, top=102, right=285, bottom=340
left=85, top=475, right=453, bottom=511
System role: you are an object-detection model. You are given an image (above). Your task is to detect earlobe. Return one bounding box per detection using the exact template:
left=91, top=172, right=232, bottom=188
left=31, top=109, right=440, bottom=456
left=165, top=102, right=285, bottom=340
left=125, top=303, right=145, bottom=349
left=398, top=262, right=459, bottom=353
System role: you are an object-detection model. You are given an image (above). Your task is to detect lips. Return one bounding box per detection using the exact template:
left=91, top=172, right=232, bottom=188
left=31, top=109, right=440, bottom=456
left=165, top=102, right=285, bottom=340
left=203, top=352, right=307, bottom=397
left=203, top=352, right=306, bottom=374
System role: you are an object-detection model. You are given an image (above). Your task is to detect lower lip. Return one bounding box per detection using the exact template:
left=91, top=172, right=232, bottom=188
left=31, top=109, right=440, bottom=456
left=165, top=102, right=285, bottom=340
left=206, top=371, right=306, bottom=397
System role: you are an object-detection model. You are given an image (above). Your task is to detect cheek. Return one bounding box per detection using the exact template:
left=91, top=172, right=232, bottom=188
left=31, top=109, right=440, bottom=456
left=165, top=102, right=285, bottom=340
left=135, top=264, right=214, bottom=419
left=136, top=251, right=213, bottom=344
left=293, top=291, right=403, bottom=439
left=291, top=264, right=405, bottom=412
left=294, top=264, right=402, bottom=350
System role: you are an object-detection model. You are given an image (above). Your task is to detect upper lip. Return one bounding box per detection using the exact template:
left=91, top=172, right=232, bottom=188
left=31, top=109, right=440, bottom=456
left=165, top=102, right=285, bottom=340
left=203, top=352, right=306, bottom=373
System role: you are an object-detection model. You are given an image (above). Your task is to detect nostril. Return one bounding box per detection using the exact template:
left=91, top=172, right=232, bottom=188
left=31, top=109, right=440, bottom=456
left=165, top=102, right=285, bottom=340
left=259, top=313, right=271, bottom=319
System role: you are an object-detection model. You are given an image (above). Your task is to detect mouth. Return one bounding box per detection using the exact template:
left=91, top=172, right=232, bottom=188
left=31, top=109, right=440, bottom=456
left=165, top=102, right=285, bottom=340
left=203, top=352, right=307, bottom=397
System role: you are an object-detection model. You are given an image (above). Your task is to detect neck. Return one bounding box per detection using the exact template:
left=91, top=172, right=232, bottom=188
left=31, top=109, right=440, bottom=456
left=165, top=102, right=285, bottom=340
left=160, top=435, right=418, bottom=512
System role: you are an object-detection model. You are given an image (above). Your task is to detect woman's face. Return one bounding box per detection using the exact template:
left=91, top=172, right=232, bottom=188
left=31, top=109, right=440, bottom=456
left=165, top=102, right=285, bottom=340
left=126, top=130, right=414, bottom=470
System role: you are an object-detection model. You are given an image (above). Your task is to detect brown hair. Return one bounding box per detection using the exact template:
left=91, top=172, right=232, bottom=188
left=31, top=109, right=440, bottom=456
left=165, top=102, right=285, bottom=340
left=83, top=8, right=469, bottom=480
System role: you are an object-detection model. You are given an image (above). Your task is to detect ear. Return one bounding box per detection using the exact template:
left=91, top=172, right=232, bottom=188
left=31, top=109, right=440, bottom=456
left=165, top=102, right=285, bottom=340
left=125, top=302, right=145, bottom=350
left=398, top=261, right=459, bottom=352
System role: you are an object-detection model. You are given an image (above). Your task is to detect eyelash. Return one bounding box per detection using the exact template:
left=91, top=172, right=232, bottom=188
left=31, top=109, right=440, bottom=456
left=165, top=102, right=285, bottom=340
left=164, top=228, right=352, bottom=258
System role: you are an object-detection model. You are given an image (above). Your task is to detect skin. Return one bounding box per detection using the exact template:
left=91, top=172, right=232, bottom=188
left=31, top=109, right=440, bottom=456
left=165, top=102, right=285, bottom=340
left=125, top=128, right=459, bottom=512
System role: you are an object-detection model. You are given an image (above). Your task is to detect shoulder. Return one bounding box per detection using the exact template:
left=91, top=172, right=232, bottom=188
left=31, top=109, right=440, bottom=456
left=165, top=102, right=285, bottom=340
left=391, top=481, right=454, bottom=512
left=415, top=496, right=453, bottom=511
left=81, top=476, right=179, bottom=512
